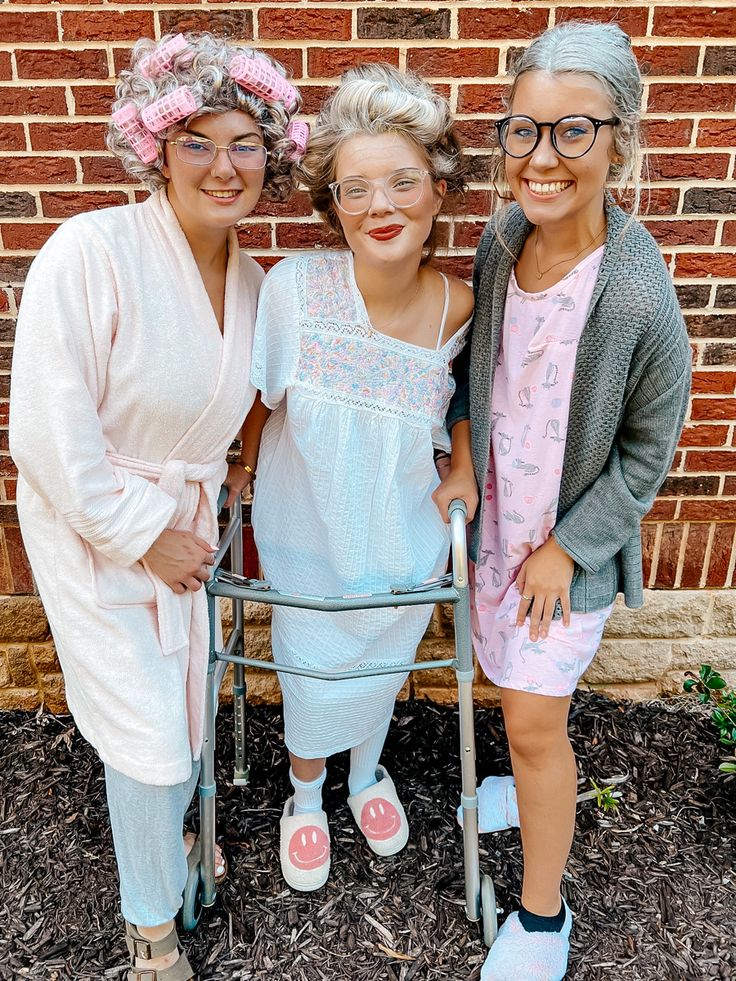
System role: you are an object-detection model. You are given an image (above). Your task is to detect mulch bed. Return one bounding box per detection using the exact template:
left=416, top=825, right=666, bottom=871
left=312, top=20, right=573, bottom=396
left=0, top=691, right=734, bottom=980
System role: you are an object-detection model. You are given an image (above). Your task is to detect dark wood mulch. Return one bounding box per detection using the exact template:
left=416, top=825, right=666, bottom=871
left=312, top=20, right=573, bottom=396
left=0, top=692, right=734, bottom=980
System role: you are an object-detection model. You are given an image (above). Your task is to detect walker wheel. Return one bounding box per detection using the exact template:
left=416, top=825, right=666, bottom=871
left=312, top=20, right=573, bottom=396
left=181, top=861, right=202, bottom=932
left=481, top=874, right=498, bottom=948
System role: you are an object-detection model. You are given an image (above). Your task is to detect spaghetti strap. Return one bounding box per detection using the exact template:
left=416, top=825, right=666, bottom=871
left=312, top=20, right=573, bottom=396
left=435, top=273, right=450, bottom=350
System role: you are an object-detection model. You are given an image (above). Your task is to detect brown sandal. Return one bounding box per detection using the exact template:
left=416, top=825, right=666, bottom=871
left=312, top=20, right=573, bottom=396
left=125, top=921, right=194, bottom=980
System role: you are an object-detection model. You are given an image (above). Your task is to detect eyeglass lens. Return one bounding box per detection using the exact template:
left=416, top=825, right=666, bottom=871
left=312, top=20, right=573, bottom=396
left=499, top=116, right=601, bottom=159
left=334, top=169, right=426, bottom=214
left=175, top=137, right=267, bottom=170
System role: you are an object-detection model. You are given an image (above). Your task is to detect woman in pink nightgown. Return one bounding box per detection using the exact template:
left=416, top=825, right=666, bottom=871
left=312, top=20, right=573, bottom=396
left=435, top=22, right=690, bottom=981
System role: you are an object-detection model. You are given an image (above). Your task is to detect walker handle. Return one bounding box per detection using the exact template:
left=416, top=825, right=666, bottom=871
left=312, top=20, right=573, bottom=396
left=449, top=498, right=469, bottom=589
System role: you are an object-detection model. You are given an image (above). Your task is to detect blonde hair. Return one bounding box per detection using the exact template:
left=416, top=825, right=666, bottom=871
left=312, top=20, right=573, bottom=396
left=300, top=63, right=467, bottom=259
left=107, top=32, right=301, bottom=200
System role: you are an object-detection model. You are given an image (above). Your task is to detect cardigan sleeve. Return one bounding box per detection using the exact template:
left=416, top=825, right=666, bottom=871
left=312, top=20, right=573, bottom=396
left=552, top=294, right=691, bottom=574
left=9, top=221, right=177, bottom=566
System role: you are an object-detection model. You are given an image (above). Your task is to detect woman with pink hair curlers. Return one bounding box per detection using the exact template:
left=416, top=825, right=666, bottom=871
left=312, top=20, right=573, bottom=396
left=9, top=31, right=304, bottom=981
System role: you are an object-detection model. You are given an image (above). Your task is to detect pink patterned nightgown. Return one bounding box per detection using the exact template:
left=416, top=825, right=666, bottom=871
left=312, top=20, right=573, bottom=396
left=471, top=246, right=614, bottom=697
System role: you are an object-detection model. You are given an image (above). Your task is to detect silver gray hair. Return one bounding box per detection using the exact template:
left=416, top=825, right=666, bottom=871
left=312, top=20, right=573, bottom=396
left=492, top=21, right=643, bottom=217
left=107, top=32, right=302, bottom=200
left=300, top=63, right=467, bottom=259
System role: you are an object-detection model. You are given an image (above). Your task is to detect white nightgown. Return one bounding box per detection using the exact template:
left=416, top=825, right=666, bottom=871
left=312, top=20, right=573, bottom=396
left=251, top=251, right=469, bottom=757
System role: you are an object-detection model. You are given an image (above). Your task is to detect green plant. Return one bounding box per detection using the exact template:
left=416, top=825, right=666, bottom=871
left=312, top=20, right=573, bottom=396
left=683, top=665, right=736, bottom=775
left=588, top=779, right=620, bottom=813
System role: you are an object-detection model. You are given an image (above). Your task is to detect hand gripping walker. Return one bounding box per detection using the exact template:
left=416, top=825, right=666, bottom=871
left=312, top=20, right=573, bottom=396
left=182, top=496, right=497, bottom=948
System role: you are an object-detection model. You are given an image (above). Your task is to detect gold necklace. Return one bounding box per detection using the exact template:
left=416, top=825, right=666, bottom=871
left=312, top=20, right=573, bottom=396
left=371, top=275, right=421, bottom=331
left=533, top=224, right=606, bottom=280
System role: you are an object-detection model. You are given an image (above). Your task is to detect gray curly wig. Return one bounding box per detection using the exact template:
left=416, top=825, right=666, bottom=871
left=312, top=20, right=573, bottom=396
left=107, top=32, right=302, bottom=200
left=492, top=21, right=644, bottom=216
left=300, top=63, right=467, bottom=259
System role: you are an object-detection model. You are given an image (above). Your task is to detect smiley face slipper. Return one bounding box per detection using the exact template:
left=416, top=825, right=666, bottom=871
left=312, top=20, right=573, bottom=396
left=347, top=765, right=409, bottom=857
left=279, top=797, right=331, bottom=892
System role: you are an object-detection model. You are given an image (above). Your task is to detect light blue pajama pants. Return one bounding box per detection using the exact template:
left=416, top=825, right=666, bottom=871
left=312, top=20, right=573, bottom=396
left=104, top=758, right=200, bottom=927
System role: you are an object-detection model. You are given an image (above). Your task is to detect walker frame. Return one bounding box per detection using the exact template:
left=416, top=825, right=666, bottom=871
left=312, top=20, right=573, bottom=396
left=182, top=496, right=497, bottom=948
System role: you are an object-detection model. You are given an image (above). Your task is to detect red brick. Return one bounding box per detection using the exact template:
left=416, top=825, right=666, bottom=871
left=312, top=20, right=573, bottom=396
left=259, top=8, right=351, bottom=40
left=464, top=190, right=492, bottom=216
left=81, top=156, right=128, bottom=184
left=685, top=450, right=736, bottom=471
left=641, top=119, right=693, bottom=148
left=435, top=255, right=474, bottom=279
left=16, top=48, right=109, bottom=80
left=687, top=315, right=736, bottom=339
left=4, top=525, right=33, bottom=595
left=724, top=477, right=736, bottom=495
left=706, top=523, right=736, bottom=587
left=556, top=7, right=649, bottom=36
left=0, top=52, right=12, bottom=81
left=40, top=191, right=128, bottom=218
left=358, top=7, right=450, bottom=41
left=690, top=397, right=736, bottom=419
left=408, top=47, right=499, bottom=79
left=254, top=255, right=282, bottom=272
left=30, top=122, right=106, bottom=152
left=692, top=373, right=736, bottom=395
left=457, top=85, right=506, bottom=114
left=647, top=499, right=676, bottom=520
left=723, top=223, right=736, bottom=247
left=643, top=220, right=716, bottom=248
left=0, top=124, right=25, bottom=152
left=307, top=47, right=399, bottom=77
left=260, top=48, right=303, bottom=78
left=236, top=223, right=272, bottom=250
left=252, top=192, right=313, bottom=219
left=2, top=158, right=76, bottom=186
left=696, top=119, right=736, bottom=148
left=647, top=153, right=730, bottom=182
left=298, top=84, right=336, bottom=115
left=0, top=292, right=8, bottom=313
left=652, top=522, right=684, bottom=588
left=0, top=12, right=57, bottom=41
left=680, top=522, right=710, bottom=589
left=1, top=223, right=59, bottom=250
left=702, top=343, right=736, bottom=367
left=5, top=477, right=16, bottom=500
left=678, top=424, right=730, bottom=447
left=276, top=222, right=336, bottom=250
left=0, top=87, right=67, bottom=116
left=158, top=9, right=253, bottom=37
left=453, top=221, right=486, bottom=249
left=635, top=187, right=681, bottom=216
left=62, top=11, right=154, bottom=42
left=676, top=254, right=736, bottom=278
left=453, top=119, right=497, bottom=150
left=640, top=522, right=657, bottom=584
left=458, top=8, right=548, bottom=39
left=704, top=46, right=736, bottom=76
left=634, top=45, right=700, bottom=76
left=72, top=85, right=116, bottom=116
left=680, top=499, right=736, bottom=521
left=652, top=6, right=736, bottom=39
left=648, top=83, right=736, bottom=114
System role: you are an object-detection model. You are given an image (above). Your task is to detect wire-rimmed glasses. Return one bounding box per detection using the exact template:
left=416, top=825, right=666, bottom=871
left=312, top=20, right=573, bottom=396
left=167, top=135, right=269, bottom=170
left=329, top=168, right=431, bottom=215
left=495, top=115, right=620, bottom=159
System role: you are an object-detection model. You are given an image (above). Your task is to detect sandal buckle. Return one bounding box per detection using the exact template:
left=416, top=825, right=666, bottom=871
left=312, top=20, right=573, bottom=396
left=134, top=939, right=153, bottom=959
left=137, top=972, right=156, bottom=981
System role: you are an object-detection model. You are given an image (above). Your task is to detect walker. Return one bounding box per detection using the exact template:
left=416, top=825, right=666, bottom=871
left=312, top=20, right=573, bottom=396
left=181, top=496, right=497, bottom=948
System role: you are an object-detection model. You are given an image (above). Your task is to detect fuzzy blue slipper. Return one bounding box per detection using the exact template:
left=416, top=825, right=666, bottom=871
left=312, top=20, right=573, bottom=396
left=456, top=775, right=520, bottom=833
left=481, top=900, right=573, bottom=981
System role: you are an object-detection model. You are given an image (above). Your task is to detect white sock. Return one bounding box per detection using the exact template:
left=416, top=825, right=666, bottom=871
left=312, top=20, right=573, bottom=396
left=348, top=717, right=391, bottom=797
left=290, top=767, right=326, bottom=816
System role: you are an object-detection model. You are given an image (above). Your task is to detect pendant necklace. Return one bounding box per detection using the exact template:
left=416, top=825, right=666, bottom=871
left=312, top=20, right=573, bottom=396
left=533, top=223, right=606, bottom=280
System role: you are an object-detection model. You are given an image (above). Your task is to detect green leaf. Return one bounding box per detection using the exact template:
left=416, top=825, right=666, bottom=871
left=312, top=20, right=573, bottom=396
left=709, top=677, right=728, bottom=690
left=718, top=762, right=736, bottom=773
left=683, top=679, right=697, bottom=693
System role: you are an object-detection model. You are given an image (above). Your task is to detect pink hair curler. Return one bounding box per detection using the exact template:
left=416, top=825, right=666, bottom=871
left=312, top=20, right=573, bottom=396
left=286, top=120, right=309, bottom=161
left=112, top=102, right=159, bottom=164
left=139, top=34, right=191, bottom=79
left=228, top=54, right=298, bottom=113
left=140, top=86, right=199, bottom=133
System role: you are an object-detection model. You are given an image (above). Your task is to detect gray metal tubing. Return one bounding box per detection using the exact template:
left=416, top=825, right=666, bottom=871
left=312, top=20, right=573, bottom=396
left=209, top=581, right=458, bottom=611
left=218, top=650, right=456, bottom=681
left=230, top=498, right=247, bottom=783
left=199, top=656, right=218, bottom=908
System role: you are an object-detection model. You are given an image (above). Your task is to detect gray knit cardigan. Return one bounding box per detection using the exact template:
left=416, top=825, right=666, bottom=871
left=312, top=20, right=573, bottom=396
left=447, top=201, right=691, bottom=612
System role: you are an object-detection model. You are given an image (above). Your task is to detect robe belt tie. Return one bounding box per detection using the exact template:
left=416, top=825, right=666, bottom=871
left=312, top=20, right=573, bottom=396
left=106, top=451, right=225, bottom=657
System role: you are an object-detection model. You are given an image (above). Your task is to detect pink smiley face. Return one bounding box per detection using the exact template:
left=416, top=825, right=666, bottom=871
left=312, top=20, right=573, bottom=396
left=288, top=826, right=330, bottom=870
left=360, top=797, right=400, bottom=841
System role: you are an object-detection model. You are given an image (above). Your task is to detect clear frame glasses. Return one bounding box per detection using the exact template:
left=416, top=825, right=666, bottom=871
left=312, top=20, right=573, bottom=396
left=168, top=135, right=269, bottom=170
left=329, top=168, right=431, bottom=215
left=495, top=115, right=620, bottom=159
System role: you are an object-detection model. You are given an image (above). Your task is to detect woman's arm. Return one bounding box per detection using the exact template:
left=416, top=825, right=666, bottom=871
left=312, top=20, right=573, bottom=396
left=222, top=394, right=272, bottom=507
left=432, top=419, right=479, bottom=523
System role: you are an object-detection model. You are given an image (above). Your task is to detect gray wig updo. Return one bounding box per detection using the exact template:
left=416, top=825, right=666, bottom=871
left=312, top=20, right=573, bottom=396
left=107, top=32, right=302, bottom=200
left=495, top=21, right=643, bottom=215
left=300, top=63, right=467, bottom=258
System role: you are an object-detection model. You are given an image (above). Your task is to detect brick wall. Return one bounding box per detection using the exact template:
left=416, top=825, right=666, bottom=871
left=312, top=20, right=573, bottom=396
left=0, top=0, right=735, bottom=710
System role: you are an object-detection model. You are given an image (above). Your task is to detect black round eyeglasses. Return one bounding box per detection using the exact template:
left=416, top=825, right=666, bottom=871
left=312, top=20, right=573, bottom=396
left=495, top=115, right=620, bottom=159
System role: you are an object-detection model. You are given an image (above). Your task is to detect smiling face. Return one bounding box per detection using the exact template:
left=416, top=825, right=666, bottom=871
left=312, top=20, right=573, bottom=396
left=332, top=132, right=445, bottom=269
left=162, top=109, right=266, bottom=240
left=504, top=71, right=620, bottom=236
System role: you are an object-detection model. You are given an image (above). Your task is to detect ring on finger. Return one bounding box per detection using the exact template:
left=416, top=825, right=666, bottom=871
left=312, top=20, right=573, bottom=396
left=521, top=593, right=533, bottom=601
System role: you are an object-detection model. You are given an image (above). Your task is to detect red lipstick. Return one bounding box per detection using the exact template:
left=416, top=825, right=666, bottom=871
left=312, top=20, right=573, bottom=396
left=368, top=225, right=403, bottom=241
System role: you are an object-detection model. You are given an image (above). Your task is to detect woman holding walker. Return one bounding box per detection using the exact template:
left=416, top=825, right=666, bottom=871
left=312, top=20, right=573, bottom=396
left=436, top=22, right=690, bottom=980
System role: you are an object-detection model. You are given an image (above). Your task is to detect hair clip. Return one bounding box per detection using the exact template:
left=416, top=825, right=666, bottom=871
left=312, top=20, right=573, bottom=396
left=228, top=54, right=298, bottom=113
left=140, top=86, right=199, bottom=133
left=112, top=103, right=159, bottom=164
left=139, top=34, right=191, bottom=79
left=286, top=120, right=309, bottom=161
